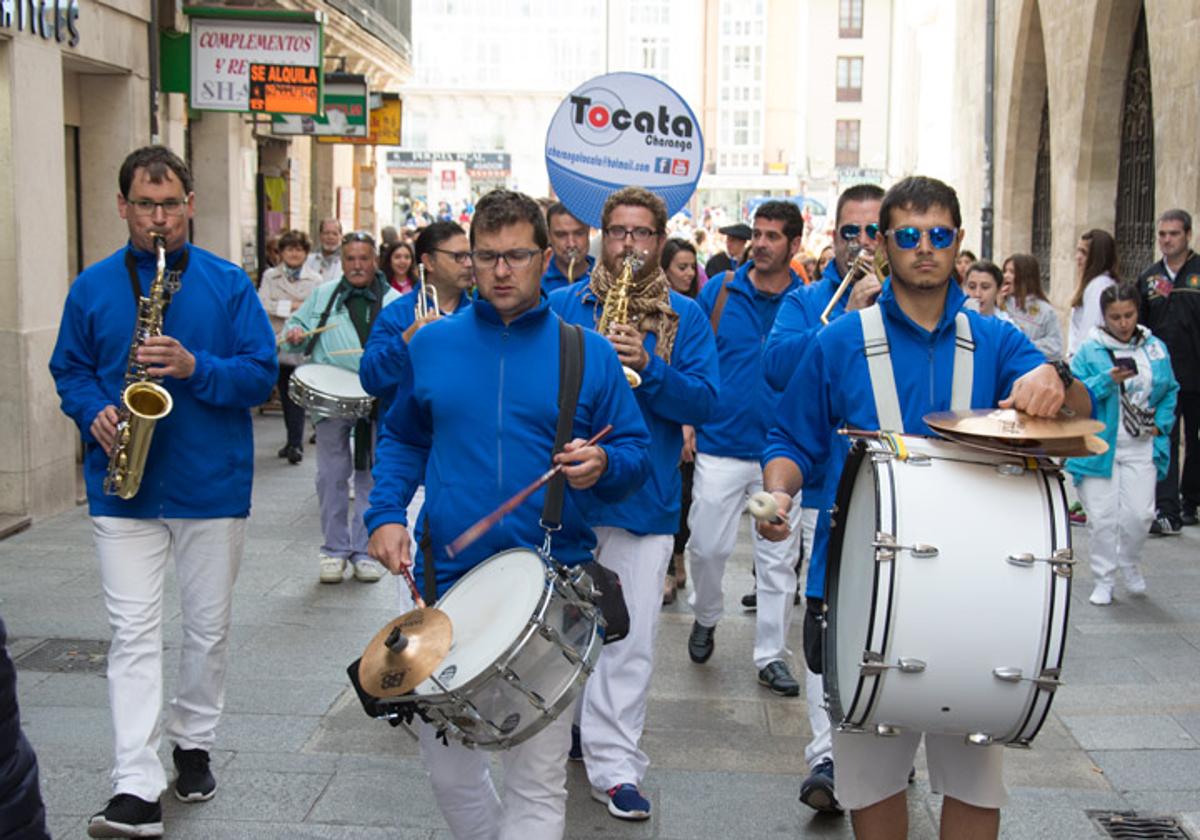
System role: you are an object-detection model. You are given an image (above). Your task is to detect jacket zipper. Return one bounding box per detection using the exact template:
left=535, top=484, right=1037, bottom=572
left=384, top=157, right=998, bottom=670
left=496, top=330, right=506, bottom=495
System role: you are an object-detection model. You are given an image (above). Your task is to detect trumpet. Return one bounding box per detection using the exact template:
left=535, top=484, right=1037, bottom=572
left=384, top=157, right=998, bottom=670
left=595, top=253, right=643, bottom=388
left=415, top=263, right=439, bottom=321
left=819, top=244, right=889, bottom=325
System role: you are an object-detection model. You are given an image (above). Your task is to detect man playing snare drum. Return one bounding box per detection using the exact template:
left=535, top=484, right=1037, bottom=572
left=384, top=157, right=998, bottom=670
left=758, top=176, right=1091, bottom=839
left=366, top=188, right=650, bottom=840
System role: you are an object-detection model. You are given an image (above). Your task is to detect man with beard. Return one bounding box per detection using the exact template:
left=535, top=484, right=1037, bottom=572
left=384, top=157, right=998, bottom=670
left=759, top=176, right=1091, bottom=840
left=549, top=187, right=719, bottom=820
left=284, top=233, right=400, bottom=584
left=686, top=201, right=807, bottom=697
left=542, top=203, right=595, bottom=295
left=760, top=182, right=885, bottom=814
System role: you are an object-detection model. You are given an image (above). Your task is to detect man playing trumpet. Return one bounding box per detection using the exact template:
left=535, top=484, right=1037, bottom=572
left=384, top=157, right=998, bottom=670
left=550, top=187, right=719, bottom=820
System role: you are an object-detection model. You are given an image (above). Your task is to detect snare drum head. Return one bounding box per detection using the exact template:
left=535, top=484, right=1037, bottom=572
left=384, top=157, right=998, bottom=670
left=292, top=363, right=369, bottom=399
left=415, top=549, right=546, bottom=694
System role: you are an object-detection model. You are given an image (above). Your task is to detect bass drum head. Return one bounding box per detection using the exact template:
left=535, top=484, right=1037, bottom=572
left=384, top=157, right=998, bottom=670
left=414, top=549, right=546, bottom=695
left=292, top=363, right=369, bottom=400
left=823, top=441, right=882, bottom=726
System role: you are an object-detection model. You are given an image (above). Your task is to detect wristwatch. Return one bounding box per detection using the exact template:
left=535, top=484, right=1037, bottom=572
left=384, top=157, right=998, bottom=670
left=1052, top=360, right=1074, bottom=389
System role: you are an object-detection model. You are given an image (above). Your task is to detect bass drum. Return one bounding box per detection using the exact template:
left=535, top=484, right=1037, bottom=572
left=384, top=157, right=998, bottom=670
left=823, top=434, right=1071, bottom=746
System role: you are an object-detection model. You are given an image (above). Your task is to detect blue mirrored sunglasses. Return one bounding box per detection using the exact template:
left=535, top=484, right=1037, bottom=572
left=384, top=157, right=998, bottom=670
left=838, top=223, right=879, bottom=241
left=885, top=226, right=958, bottom=250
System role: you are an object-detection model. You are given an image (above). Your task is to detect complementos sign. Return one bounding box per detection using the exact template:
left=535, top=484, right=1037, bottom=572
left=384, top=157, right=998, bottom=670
left=545, top=72, right=703, bottom=227
left=190, top=15, right=322, bottom=112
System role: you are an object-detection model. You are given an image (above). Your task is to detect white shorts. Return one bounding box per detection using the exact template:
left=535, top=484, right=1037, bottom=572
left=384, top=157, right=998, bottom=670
left=832, top=729, right=1007, bottom=811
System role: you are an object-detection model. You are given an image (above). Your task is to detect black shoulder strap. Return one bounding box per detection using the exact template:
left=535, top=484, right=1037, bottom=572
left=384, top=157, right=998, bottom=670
left=542, top=318, right=585, bottom=529
left=304, top=283, right=343, bottom=356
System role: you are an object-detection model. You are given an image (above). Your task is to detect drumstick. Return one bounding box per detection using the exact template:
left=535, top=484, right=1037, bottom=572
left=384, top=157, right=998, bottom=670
left=747, top=491, right=785, bottom=525
left=277, top=323, right=336, bottom=345
left=446, top=425, right=614, bottom=558
left=328, top=348, right=363, bottom=356
left=398, top=565, right=426, bottom=609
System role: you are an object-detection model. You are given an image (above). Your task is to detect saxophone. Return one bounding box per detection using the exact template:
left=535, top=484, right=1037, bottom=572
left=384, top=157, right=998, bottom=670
left=103, top=235, right=175, bottom=499
left=596, top=253, right=643, bottom=388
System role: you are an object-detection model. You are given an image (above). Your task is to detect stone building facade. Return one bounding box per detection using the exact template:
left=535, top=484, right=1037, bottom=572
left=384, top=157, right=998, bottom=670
left=953, top=0, right=1200, bottom=306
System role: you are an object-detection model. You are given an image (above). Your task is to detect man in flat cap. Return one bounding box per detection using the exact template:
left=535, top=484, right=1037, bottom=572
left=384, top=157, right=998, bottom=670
left=705, top=223, right=751, bottom=278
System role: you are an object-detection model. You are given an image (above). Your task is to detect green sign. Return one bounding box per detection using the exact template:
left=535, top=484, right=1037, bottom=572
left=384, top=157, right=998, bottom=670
left=271, top=73, right=368, bottom=137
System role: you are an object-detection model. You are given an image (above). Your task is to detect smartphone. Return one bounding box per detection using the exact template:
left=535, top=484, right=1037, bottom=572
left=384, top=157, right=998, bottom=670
left=1115, top=357, right=1138, bottom=374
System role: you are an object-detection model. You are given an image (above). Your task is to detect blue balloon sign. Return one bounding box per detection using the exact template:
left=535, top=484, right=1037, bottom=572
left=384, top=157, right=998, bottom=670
left=545, top=72, right=704, bottom=228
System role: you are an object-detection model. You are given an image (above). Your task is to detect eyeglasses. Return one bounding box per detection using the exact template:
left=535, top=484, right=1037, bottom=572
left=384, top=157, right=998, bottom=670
left=127, top=198, right=188, bottom=216
left=603, top=225, right=658, bottom=242
left=342, top=232, right=376, bottom=247
left=884, top=226, right=958, bottom=250
left=432, top=248, right=474, bottom=266
left=470, top=248, right=543, bottom=270
left=839, top=223, right=879, bottom=241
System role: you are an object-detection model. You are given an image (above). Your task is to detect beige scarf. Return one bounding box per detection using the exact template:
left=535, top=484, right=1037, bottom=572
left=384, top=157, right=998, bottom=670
left=588, top=260, right=680, bottom=362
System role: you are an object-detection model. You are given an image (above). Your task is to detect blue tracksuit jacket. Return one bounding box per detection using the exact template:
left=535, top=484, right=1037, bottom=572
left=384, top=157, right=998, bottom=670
left=364, top=298, right=651, bottom=597
left=541, top=254, right=594, bottom=296
left=359, top=287, right=473, bottom=413
left=549, top=280, right=719, bottom=534
left=49, top=242, right=277, bottom=519
left=765, top=281, right=1050, bottom=598
left=694, top=261, right=802, bottom=460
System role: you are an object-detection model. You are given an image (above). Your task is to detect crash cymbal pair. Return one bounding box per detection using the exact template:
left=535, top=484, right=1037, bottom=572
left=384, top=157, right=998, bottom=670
left=924, top=409, right=1107, bottom=458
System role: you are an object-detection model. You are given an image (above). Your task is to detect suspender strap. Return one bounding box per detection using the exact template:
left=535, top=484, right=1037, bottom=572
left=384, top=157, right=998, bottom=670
left=951, top=312, right=975, bottom=411
left=859, top=305, right=904, bottom=433
left=542, top=318, right=586, bottom=530
left=859, top=305, right=976, bottom=433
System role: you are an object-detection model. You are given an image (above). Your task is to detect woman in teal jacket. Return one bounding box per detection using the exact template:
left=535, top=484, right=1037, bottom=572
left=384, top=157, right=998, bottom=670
left=1067, top=284, right=1179, bottom=605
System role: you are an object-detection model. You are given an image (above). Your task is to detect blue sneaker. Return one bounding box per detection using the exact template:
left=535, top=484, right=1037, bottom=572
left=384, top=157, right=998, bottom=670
left=591, top=783, right=651, bottom=820
left=569, top=724, right=583, bottom=762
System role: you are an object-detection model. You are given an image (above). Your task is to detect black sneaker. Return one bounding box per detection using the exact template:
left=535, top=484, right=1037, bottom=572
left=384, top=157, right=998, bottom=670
left=688, top=621, right=715, bottom=663
left=1150, top=515, right=1182, bottom=537
left=1182, top=509, right=1199, bottom=527
left=569, top=723, right=583, bottom=762
left=758, top=660, right=800, bottom=696
left=740, top=591, right=757, bottom=610
left=276, top=444, right=290, bottom=459
left=87, top=794, right=163, bottom=838
left=173, top=745, right=216, bottom=802
left=799, top=757, right=841, bottom=814
left=285, top=444, right=303, bottom=465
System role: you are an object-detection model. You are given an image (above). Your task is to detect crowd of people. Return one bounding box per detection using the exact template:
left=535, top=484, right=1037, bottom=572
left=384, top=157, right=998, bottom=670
left=1, top=141, right=1189, bottom=840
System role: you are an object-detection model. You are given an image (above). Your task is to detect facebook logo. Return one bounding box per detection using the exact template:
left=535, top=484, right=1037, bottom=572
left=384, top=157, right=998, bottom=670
left=654, top=157, right=672, bottom=174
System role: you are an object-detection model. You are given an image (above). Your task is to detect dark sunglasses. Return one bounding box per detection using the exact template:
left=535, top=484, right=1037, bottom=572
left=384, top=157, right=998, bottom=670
left=838, top=223, right=879, bottom=241
left=342, top=231, right=376, bottom=247
left=884, top=226, right=958, bottom=250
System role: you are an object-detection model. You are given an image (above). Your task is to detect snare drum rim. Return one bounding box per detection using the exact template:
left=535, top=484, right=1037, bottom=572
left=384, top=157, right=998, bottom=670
left=288, top=363, right=375, bottom=419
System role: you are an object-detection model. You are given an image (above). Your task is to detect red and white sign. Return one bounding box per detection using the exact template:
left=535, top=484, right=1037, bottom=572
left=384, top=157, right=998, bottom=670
left=191, top=18, right=322, bottom=112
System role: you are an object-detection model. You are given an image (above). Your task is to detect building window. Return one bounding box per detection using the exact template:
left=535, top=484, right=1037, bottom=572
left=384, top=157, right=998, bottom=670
left=836, top=56, right=863, bottom=101
left=840, top=0, right=863, bottom=38
left=836, top=119, right=860, bottom=167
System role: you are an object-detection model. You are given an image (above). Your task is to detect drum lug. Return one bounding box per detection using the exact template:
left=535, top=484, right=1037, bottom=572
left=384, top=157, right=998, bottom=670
left=836, top=724, right=867, bottom=734
left=876, top=724, right=902, bottom=737
left=966, top=732, right=995, bottom=746
left=906, top=454, right=932, bottom=466
left=860, top=651, right=926, bottom=676
left=537, top=624, right=583, bottom=665
left=992, top=666, right=1062, bottom=690
left=1005, top=739, right=1033, bottom=749
left=995, top=462, right=1029, bottom=476
left=873, top=533, right=938, bottom=559
left=1007, top=548, right=1074, bottom=573
left=497, top=665, right=548, bottom=712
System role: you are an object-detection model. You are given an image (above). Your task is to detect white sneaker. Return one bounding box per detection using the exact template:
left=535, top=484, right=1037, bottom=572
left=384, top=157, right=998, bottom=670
left=1123, top=569, right=1147, bottom=596
left=1089, top=585, right=1113, bottom=606
left=353, top=559, right=385, bottom=583
left=319, top=554, right=346, bottom=584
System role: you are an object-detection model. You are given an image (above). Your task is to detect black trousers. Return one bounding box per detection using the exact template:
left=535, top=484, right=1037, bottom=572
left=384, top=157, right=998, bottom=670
left=1156, top=390, right=1200, bottom=520
left=278, top=363, right=307, bottom=449
left=668, top=460, right=696, bottom=575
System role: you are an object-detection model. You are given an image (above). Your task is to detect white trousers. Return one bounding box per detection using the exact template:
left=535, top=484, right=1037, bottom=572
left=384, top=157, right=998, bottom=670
left=1077, top=440, right=1157, bottom=590
left=92, top=515, right=246, bottom=801
left=797, top=505, right=831, bottom=770
left=579, top=527, right=673, bottom=790
left=417, top=699, right=576, bottom=840
left=686, top=453, right=804, bottom=668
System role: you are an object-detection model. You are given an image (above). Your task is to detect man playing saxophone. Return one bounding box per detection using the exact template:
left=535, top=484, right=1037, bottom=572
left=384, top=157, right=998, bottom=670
left=549, top=187, right=719, bottom=821
left=49, top=146, right=277, bottom=839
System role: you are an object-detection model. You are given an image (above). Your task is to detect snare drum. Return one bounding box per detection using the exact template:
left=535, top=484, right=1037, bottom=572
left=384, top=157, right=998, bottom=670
left=409, top=549, right=602, bottom=750
left=288, top=363, right=374, bottom=419
left=824, top=434, right=1071, bottom=747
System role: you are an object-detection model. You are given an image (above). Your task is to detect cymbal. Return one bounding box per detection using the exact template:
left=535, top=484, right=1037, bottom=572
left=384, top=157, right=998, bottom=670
left=933, top=426, right=1108, bottom=459
left=924, top=409, right=1104, bottom=441
left=358, top=608, right=452, bottom=698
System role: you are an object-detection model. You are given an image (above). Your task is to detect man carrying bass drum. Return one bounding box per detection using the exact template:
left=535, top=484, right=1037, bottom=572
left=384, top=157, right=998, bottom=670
left=366, top=188, right=650, bottom=840
left=758, top=177, right=1091, bottom=840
